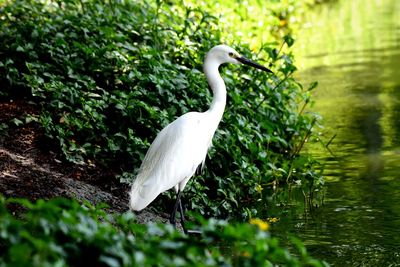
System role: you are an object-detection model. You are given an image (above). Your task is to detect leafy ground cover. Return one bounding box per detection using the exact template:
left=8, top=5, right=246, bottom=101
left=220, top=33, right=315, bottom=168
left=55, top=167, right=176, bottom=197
left=0, top=196, right=328, bottom=267
left=0, top=0, right=323, bottom=218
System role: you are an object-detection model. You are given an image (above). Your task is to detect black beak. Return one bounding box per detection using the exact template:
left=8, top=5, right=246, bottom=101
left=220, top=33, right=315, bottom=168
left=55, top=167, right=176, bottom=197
left=237, top=56, right=273, bottom=74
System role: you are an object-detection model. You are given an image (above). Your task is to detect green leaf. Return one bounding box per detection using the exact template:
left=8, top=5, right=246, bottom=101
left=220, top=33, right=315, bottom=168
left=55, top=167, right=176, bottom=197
left=284, top=34, right=295, bottom=47
left=11, top=118, right=24, bottom=126
left=308, top=81, right=319, bottom=91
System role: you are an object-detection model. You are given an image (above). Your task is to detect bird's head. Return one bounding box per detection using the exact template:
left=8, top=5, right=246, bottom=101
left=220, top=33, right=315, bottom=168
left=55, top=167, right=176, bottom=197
left=206, top=44, right=273, bottom=73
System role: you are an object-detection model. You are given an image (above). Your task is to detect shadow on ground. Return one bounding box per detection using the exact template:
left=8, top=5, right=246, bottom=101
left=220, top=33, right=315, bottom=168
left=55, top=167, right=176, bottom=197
left=0, top=100, right=169, bottom=225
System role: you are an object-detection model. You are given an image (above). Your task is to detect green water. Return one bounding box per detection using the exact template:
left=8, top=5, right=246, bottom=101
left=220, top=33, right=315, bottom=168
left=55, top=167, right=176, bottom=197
left=270, top=0, right=400, bottom=265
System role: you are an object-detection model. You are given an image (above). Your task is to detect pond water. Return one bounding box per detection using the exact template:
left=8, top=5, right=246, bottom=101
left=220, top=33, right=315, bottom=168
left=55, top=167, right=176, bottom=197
left=270, top=0, right=400, bottom=265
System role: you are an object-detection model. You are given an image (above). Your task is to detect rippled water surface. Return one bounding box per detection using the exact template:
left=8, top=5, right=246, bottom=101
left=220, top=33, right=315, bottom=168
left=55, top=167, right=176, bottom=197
left=270, top=0, right=400, bottom=265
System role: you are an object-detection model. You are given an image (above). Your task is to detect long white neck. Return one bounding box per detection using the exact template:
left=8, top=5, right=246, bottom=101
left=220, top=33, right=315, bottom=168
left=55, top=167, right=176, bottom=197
left=204, top=57, right=227, bottom=123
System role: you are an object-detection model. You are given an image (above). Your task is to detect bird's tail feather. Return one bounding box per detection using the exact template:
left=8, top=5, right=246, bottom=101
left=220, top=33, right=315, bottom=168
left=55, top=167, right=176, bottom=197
left=129, top=177, right=160, bottom=211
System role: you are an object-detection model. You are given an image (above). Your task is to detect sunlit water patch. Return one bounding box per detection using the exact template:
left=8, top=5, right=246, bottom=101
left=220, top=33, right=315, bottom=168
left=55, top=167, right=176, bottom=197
left=267, top=0, right=400, bottom=265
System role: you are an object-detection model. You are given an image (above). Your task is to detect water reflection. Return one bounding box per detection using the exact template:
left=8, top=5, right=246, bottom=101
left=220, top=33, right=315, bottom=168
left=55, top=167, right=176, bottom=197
left=270, top=0, right=400, bottom=265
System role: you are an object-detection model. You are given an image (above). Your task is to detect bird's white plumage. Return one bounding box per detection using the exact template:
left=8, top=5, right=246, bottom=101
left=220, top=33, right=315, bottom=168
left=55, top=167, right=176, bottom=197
left=129, top=44, right=253, bottom=211
left=130, top=111, right=218, bottom=210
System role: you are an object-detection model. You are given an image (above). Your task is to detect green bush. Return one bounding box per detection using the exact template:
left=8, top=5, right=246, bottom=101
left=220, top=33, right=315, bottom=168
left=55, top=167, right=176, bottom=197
left=0, top=196, right=328, bottom=267
left=0, top=0, right=322, bottom=217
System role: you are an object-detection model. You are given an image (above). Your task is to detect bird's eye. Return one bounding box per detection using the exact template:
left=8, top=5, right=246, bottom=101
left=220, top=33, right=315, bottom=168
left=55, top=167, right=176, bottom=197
left=228, top=52, right=234, bottom=57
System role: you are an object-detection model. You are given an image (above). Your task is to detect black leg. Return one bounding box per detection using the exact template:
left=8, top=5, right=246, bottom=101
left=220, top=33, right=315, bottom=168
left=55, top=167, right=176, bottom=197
left=178, top=196, right=188, bottom=234
left=170, top=190, right=201, bottom=235
left=169, top=190, right=188, bottom=234
left=178, top=197, right=186, bottom=223
left=169, top=190, right=183, bottom=228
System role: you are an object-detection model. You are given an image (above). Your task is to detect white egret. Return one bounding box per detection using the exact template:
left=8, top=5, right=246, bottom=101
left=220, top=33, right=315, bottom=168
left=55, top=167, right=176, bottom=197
left=129, top=44, right=272, bottom=232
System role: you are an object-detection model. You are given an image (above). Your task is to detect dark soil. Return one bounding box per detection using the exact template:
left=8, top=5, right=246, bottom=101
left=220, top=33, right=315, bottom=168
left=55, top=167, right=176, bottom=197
left=0, top=100, right=169, bottom=224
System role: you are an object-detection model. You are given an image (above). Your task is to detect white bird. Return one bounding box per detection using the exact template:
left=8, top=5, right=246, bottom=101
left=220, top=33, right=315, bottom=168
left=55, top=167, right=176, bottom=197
left=129, top=44, right=272, bottom=232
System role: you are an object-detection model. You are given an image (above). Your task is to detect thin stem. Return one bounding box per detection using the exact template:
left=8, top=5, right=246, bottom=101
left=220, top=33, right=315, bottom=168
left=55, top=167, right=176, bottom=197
left=255, top=74, right=290, bottom=111
left=286, top=118, right=316, bottom=183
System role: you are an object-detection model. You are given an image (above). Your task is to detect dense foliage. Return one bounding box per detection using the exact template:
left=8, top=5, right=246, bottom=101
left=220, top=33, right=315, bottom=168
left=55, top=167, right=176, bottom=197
left=0, top=0, right=322, bottom=217
left=0, top=196, right=327, bottom=267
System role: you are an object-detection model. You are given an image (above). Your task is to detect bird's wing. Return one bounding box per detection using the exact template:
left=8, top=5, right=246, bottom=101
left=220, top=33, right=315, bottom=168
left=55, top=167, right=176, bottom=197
left=130, top=112, right=213, bottom=210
